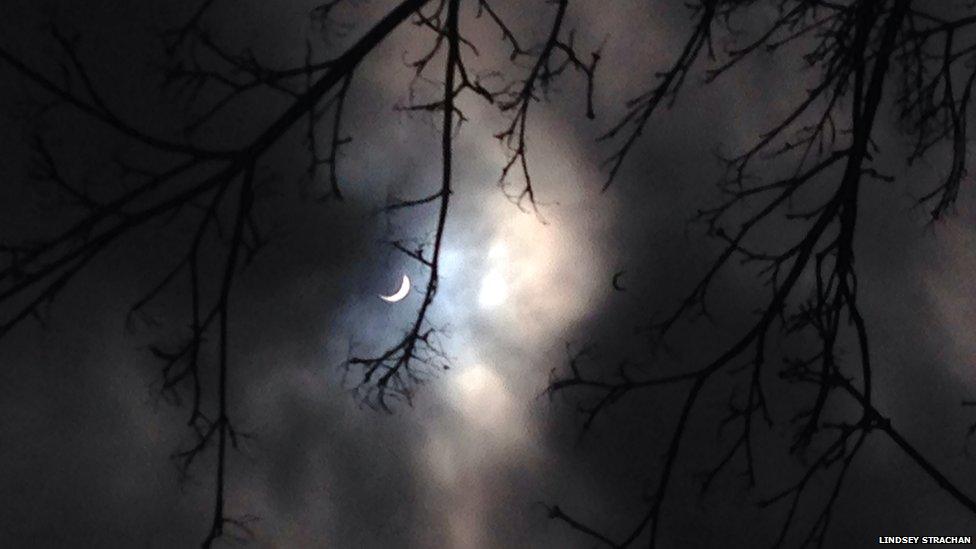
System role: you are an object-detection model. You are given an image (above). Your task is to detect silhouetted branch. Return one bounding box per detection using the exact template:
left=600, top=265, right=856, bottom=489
left=549, top=1, right=976, bottom=546
left=346, top=0, right=459, bottom=412
left=0, top=1, right=429, bottom=545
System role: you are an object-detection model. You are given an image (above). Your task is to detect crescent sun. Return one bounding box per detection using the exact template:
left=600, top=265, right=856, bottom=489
left=379, top=274, right=411, bottom=303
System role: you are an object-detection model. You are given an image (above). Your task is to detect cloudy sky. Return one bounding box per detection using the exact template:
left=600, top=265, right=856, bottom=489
left=2, top=0, right=976, bottom=547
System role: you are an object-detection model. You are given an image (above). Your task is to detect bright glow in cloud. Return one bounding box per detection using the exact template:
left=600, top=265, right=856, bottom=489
left=452, top=364, right=514, bottom=434
left=473, top=204, right=603, bottom=339
left=478, top=242, right=511, bottom=308
left=411, top=112, right=612, bottom=547
left=478, top=270, right=508, bottom=308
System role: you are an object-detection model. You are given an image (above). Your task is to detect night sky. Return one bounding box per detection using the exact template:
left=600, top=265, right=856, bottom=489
left=2, top=1, right=976, bottom=547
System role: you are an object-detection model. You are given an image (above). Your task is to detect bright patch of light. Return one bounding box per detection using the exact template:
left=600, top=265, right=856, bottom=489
left=478, top=240, right=512, bottom=309
left=452, top=364, right=513, bottom=432
left=456, top=363, right=495, bottom=398
left=488, top=241, right=509, bottom=259
left=478, top=270, right=508, bottom=308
